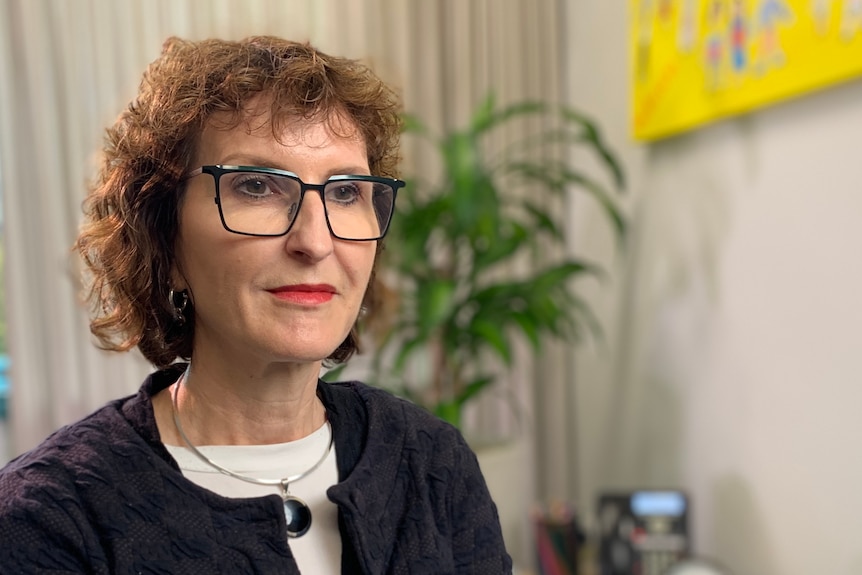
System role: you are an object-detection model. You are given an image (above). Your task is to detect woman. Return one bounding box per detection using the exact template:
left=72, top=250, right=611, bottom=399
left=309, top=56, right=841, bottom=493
left=0, top=36, right=511, bottom=574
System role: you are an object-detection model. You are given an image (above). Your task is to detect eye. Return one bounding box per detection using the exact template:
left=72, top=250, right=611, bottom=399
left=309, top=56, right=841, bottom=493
left=233, top=175, right=275, bottom=198
left=326, top=181, right=362, bottom=205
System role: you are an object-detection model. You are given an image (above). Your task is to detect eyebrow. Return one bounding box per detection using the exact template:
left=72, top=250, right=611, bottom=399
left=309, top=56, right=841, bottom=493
left=215, top=154, right=371, bottom=178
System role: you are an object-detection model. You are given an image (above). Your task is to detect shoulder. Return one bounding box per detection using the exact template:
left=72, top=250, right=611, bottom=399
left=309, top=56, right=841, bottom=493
left=0, top=370, right=170, bottom=524
left=0, top=403, right=132, bottom=568
left=2, top=365, right=177, bottom=486
left=323, top=380, right=442, bottom=424
left=323, top=380, right=476, bottom=482
left=323, top=380, right=464, bottom=448
left=0, top=400, right=134, bottom=508
left=0, top=372, right=182, bottom=569
left=2, top=400, right=125, bottom=476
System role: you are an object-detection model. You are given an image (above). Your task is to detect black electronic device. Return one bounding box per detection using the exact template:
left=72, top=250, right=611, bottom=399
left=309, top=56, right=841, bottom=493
left=597, top=490, right=689, bottom=575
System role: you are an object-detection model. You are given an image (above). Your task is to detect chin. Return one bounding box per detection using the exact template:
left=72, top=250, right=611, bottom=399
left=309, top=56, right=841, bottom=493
left=266, top=337, right=348, bottom=364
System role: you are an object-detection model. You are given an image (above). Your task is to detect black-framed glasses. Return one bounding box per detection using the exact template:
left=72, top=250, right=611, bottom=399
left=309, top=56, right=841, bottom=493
left=184, top=165, right=403, bottom=241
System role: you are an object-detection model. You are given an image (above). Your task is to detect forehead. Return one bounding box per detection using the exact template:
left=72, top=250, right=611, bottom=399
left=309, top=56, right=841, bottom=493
left=201, top=93, right=364, bottom=150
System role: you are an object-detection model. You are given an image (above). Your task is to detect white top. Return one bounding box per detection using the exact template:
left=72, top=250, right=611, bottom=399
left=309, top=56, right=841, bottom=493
left=165, top=422, right=340, bottom=574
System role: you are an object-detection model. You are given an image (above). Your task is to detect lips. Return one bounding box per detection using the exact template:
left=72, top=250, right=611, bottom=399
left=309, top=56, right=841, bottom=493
left=266, top=284, right=336, bottom=305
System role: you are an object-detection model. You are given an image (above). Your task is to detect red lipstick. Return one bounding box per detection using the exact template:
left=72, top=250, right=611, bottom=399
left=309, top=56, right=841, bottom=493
left=267, top=284, right=336, bottom=305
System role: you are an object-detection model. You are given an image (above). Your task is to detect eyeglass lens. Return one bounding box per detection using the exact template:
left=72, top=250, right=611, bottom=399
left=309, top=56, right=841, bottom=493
left=217, top=171, right=394, bottom=239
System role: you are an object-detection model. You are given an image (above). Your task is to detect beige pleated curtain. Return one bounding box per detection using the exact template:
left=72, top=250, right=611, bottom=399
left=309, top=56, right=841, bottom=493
left=0, top=0, right=571, bottom=505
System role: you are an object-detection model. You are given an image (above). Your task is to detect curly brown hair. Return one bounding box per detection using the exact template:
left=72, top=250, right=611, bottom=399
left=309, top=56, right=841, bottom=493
left=75, top=36, right=402, bottom=368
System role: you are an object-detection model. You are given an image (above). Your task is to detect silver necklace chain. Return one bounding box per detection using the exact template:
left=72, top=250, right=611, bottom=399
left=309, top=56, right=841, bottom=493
left=170, top=367, right=334, bottom=489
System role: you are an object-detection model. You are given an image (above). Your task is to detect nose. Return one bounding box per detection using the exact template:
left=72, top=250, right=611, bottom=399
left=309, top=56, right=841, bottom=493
left=283, top=190, right=334, bottom=261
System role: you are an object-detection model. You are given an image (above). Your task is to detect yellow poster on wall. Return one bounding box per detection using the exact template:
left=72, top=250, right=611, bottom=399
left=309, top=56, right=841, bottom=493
left=632, top=0, right=862, bottom=141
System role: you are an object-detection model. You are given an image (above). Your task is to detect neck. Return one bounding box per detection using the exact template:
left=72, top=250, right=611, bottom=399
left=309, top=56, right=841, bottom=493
left=164, top=360, right=325, bottom=446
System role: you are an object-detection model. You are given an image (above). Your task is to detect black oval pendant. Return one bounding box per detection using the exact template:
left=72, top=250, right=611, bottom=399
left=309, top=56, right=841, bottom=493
left=283, top=496, right=312, bottom=538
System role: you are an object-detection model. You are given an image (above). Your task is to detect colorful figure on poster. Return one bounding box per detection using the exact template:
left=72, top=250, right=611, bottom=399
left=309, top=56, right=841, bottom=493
left=754, top=0, right=794, bottom=72
left=638, top=0, right=657, bottom=82
left=659, top=0, right=676, bottom=23
left=730, top=0, right=750, bottom=73
left=811, top=0, right=836, bottom=35
left=704, top=0, right=729, bottom=90
left=678, top=0, right=700, bottom=52
left=841, top=0, right=862, bottom=38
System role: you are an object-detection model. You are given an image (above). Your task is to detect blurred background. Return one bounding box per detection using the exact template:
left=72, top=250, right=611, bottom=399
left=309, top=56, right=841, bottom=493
left=1, top=1, right=861, bottom=574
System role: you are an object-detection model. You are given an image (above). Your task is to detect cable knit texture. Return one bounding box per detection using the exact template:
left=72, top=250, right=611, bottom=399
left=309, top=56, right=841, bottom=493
left=0, top=365, right=512, bottom=574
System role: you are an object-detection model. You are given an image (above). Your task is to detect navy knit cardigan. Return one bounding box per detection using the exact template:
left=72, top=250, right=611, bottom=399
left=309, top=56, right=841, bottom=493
left=0, top=365, right=512, bottom=574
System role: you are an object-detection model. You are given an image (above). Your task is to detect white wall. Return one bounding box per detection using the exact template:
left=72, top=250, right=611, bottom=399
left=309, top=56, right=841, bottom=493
left=564, top=3, right=862, bottom=574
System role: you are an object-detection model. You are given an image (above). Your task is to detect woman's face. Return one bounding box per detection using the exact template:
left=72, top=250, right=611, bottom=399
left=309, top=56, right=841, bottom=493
left=175, top=111, right=377, bottom=369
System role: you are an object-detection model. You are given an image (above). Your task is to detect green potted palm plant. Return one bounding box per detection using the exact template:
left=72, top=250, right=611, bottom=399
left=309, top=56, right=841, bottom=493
left=356, top=94, right=625, bottom=431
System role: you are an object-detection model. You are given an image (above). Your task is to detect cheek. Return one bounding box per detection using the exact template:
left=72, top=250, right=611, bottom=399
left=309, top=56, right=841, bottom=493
left=176, top=213, right=246, bottom=298
left=342, top=244, right=377, bottom=289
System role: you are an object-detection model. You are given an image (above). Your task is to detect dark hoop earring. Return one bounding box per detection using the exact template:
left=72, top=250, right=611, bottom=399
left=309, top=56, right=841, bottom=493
left=169, top=289, right=189, bottom=326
